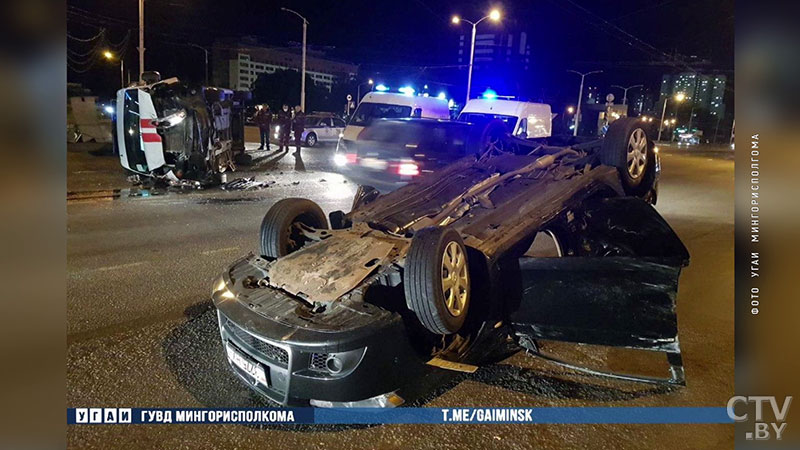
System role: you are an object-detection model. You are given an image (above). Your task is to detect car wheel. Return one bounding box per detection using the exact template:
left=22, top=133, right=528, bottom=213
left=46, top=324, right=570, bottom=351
left=600, top=117, right=656, bottom=196
left=305, top=133, right=317, bottom=147
left=404, top=226, right=470, bottom=335
left=259, top=198, right=328, bottom=258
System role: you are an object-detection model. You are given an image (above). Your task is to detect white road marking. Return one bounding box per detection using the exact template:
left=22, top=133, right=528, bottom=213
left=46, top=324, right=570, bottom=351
left=201, top=246, right=240, bottom=256
left=72, top=261, right=145, bottom=276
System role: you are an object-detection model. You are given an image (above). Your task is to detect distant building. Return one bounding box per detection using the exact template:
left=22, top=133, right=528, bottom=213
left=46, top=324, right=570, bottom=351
left=660, top=72, right=727, bottom=116
left=212, top=37, right=358, bottom=92
left=456, top=31, right=531, bottom=97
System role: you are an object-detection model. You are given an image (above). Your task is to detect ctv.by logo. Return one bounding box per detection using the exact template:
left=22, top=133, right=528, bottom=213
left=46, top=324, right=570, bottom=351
left=727, top=396, right=792, bottom=440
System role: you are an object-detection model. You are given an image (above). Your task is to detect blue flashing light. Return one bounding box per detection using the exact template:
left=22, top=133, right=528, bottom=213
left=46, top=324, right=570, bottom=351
left=437, top=92, right=447, bottom=100
left=375, top=84, right=389, bottom=92
left=481, top=89, right=498, bottom=100
left=398, top=86, right=415, bottom=96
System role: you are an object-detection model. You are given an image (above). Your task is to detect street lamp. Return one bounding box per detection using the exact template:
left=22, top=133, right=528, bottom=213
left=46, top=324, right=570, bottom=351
left=281, top=7, right=309, bottom=112
left=357, top=78, right=373, bottom=104
left=567, top=69, right=602, bottom=136
left=610, top=84, right=643, bottom=105
left=566, top=106, right=575, bottom=114
left=103, top=50, right=125, bottom=89
left=451, top=9, right=501, bottom=105
left=187, top=43, right=209, bottom=86
left=138, top=0, right=144, bottom=81
left=657, top=93, right=685, bottom=142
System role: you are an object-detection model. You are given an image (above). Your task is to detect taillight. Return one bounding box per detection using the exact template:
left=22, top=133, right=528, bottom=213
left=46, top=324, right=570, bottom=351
left=346, top=153, right=358, bottom=164
left=397, top=162, right=420, bottom=176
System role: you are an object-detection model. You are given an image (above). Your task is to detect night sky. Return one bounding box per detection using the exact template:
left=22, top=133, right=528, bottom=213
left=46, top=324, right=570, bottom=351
left=67, top=0, right=734, bottom=107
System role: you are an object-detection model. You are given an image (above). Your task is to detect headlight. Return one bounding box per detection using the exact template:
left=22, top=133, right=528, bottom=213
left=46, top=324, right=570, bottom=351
left=212, top=277, right=235, bottom=299
left=154, top=110, right=186, bottom=128
left=333, top=153, right=348, bottom=167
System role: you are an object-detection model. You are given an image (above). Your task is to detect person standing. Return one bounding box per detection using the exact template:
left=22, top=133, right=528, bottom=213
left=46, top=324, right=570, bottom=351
left=254, top=104, right=272, bottom=150
left=292, top=105, right=306, bottom=157
left=277, top=104, right=292, bottom=152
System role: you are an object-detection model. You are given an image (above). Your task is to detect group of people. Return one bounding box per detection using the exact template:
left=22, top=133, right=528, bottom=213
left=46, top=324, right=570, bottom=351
left=253, top=104, right=306, bottom=155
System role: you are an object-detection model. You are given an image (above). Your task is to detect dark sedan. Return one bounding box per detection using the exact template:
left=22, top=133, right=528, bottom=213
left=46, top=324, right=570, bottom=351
left=333, top=119, right=485, bottom=192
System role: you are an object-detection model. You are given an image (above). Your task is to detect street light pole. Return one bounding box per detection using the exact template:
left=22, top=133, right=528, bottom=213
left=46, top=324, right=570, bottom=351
left=568, top=70, right=602, bottom=137
left=611, top=84, right=643, bottom=105
left=451, top=10, right=501, bottom=105
left=138, top=0, right=144, bottom=81
left=658, top=93, right=685, bottom=142
left=188, top=44, right=209, bottom=85
left=466, top=22, right=477, bottom=105
left=658, top=97, right=669, bottom=141
left=281, top=8, right=309, bottom=111
left=357, top=79, right=373, bottom=104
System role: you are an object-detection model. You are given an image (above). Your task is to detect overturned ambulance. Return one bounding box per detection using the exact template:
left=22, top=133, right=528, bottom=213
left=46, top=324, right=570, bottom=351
left=211, top=117, right=688, bottom=406
left=114, top=74, right=248, bottom=182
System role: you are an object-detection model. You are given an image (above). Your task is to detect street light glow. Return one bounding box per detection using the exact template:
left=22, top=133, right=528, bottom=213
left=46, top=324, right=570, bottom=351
left=103, top=50, right=114, bottom=60
left=567, top=106, right=575, bottom=114
left=489, top=9, right=501, bottom=21
left=451, top=15, right=460, bottom=24
left=437, top=92, right=447, bottom=100
left=368, top=79, right=373, bottom=85
left=675, top=93, right=686, bottom=102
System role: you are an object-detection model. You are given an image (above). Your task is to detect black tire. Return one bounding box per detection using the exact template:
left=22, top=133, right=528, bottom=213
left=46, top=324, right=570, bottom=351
left=305, top=133, right=317, bottom=147
left=404, top=227, right=471, bottom=335
left=600, top=117, right=656, bottom=196
left=259, top=198, right=328, bottom=258
left=468, top=119, right=508, bottom=156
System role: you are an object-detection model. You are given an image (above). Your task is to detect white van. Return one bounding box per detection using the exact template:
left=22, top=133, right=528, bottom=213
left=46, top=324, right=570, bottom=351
left=457, top=99, right=552, bottom=139
left=339, top=92, right=450, bottom=144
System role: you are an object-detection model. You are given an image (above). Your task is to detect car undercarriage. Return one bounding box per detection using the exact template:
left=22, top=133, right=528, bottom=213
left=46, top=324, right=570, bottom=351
left=211, top=118, right=689, bottom=406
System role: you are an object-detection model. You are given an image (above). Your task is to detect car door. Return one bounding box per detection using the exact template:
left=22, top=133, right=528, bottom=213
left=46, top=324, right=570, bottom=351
left=332, top=118, right=346, bottom=141
left=502, top=197, right=690, bottom=385
left=318, top=118, right=334, bottom=141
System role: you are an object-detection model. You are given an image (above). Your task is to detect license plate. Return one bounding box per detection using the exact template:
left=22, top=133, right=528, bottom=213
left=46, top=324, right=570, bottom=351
left=360, top=157, right=388, bottom=170
left=226, top=342, right=268, bottom=387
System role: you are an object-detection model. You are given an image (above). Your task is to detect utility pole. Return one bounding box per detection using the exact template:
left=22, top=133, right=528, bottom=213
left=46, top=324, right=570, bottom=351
left=611, top=84, right=643, bottom=105
left=282, top=8, right=308, bottom=111
left=138, top=0, right=144, bottom=81
left=568, top=70, right=602, bottom=137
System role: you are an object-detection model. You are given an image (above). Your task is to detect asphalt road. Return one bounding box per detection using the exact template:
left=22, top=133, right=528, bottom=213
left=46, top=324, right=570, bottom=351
left=67, top=141, right=735, bottom=449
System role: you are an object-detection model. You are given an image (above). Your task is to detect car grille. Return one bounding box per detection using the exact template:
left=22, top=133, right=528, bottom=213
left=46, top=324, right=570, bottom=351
left=309, top=353, right=330, bottom=371
left=223, top=317, right=289, bottom=365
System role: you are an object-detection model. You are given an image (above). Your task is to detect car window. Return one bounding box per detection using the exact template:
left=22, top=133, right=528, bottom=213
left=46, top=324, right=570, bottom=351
left=361, top=122, right=469, bottom=156
left=350, top=103, right=413, bottom=126
left=332, top=118, right=346, bottom=127
left=459, top=112, right=518, bottom=131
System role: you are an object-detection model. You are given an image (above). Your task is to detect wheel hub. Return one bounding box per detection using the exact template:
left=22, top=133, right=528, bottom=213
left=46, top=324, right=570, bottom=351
left=441, top=241, right=469, bottom=317
left=626, top=128, right=648, bottom=179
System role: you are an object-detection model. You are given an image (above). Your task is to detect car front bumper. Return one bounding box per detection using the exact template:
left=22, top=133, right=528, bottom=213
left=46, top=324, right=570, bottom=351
left=212, top=256, right=426, bottom=406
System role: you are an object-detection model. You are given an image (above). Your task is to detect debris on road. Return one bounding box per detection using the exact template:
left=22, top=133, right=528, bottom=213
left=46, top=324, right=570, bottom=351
left=220, top=177, right=272, bottom=190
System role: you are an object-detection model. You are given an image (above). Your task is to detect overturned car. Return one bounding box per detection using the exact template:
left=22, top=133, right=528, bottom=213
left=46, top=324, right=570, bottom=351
left=114, top=75, right=248, bottom=183
left=211, top=118, right=689, bottom=406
